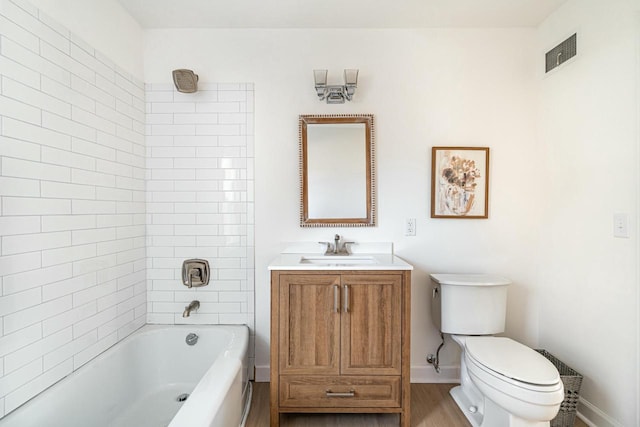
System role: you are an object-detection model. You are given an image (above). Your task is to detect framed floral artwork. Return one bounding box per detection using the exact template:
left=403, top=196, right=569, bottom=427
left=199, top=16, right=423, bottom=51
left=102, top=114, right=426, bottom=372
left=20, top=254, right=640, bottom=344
left=431, top=147, right=489, bottom=219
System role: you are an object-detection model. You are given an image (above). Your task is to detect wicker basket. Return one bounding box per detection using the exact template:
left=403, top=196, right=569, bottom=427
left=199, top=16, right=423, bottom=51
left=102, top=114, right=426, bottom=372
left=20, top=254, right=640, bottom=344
left=535, top=349, right=583, bottom=427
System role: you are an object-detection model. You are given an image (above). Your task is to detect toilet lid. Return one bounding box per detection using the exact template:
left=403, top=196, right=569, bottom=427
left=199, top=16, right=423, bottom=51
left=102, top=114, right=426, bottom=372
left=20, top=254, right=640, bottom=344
left=465, top=337, right=560, bottom=386
left=430, top=274, right=511, bottom=287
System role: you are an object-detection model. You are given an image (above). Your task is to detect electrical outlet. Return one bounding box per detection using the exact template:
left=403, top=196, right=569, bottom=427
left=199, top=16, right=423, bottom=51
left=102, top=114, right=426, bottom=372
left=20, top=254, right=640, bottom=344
left=405, top=218, right=416, bottom=236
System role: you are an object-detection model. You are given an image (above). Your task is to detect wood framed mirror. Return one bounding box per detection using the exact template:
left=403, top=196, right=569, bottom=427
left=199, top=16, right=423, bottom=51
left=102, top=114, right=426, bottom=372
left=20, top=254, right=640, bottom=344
left=299, top=114, right=376, bottom=227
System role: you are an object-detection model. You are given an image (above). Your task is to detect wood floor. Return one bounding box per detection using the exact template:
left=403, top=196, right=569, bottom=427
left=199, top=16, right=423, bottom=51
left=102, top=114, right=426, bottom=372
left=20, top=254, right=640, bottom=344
left=246, top=382, right=588, bottom=427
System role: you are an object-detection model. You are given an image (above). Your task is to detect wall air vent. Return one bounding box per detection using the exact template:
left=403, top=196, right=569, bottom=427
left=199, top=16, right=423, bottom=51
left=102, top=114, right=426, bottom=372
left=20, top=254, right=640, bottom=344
left=545, top=33, right=577, bottom=73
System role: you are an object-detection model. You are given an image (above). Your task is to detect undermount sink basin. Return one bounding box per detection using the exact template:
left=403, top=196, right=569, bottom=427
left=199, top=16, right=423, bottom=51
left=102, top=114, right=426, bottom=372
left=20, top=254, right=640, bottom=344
left=299, top=256, right=378, bottom=266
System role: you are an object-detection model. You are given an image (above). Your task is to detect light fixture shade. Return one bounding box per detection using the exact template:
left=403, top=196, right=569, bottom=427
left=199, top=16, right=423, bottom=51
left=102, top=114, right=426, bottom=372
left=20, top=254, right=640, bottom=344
left=344, top=69, right=359, bottom=87
left=313, top=69, right=328, bottom=87
left=312, top=68, right=359, bottom=103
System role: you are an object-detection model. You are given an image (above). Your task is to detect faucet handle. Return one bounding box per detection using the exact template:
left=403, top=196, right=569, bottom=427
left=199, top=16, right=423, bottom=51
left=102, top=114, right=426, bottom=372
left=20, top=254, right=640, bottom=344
left=318, top=241, right=333, bottom=254
left=342, top=241, right=355, bottom=254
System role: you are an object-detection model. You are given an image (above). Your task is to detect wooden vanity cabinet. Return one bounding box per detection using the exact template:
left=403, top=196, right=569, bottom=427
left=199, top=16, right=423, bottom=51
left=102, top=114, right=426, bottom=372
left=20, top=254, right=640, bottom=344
left=270, top=270, right=411, bottom=426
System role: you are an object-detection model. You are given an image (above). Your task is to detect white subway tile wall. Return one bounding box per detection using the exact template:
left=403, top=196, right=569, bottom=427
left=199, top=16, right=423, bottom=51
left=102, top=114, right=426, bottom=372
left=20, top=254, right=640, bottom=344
left=145, top=83, right=255, bottom=373
left=0, top=0, right=146, bottom=417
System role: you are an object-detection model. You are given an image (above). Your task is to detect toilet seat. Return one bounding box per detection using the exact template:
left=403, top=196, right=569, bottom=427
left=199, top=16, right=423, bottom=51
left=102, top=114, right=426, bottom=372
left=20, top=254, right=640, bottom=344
left=465, top=337, right=560, bottom=387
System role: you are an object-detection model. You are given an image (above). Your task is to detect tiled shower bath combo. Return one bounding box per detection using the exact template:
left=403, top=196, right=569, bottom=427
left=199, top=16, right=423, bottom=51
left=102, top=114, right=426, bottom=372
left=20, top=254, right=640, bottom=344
left=0, top=0, right=255, bottom=423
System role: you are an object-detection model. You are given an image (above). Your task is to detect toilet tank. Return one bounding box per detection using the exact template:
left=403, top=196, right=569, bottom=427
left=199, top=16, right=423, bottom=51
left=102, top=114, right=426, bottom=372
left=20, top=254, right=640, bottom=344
left=430, top=274, right=511, bottom=335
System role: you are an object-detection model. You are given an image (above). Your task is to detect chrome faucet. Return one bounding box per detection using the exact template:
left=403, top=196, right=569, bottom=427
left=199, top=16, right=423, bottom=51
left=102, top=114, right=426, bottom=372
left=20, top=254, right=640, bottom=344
left=319, top=235, right=355, bottom=255
left=182, top=300, right=200, bottom=318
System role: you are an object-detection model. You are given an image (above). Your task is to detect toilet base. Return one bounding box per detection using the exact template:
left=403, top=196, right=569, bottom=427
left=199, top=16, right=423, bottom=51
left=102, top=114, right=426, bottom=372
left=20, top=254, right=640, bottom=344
left=450, top=385, right=483, bottom=427
left=451, top=385, right=550, bottom=427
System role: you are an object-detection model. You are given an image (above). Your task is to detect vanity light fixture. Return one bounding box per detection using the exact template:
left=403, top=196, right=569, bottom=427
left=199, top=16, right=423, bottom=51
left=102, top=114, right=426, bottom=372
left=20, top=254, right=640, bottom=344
left=313, top=69, right=359, bottom=104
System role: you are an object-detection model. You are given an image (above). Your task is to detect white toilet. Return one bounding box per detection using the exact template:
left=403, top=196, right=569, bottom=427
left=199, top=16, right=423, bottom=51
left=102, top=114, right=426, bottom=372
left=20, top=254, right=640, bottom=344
left=430, top=273, right=564, bottom=427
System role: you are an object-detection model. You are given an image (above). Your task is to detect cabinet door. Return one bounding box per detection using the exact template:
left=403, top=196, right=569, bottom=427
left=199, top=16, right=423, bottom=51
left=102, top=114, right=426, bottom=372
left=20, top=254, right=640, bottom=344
left=279, top=274, right=341, bottom=375
left=340, top=274, right=402, bottom=375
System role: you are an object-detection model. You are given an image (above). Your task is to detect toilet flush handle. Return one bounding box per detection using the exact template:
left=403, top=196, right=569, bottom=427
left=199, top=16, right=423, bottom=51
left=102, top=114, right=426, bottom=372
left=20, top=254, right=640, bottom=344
left=432, top=287, right=439, bottom=299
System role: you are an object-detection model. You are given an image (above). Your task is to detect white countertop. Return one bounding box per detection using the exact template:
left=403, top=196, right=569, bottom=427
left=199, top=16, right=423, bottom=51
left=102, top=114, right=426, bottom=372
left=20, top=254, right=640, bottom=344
left=268, top=253, right=413, bottom=271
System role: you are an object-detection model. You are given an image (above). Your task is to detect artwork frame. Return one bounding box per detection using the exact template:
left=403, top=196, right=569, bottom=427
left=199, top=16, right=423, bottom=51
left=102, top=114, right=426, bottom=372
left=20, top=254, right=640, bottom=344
left=431, top=147, right=490, bottom=219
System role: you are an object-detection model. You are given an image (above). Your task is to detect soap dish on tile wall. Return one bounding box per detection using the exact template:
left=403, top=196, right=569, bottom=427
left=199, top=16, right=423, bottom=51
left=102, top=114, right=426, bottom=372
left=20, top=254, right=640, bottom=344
left=182, top=259, right=210, bottom=288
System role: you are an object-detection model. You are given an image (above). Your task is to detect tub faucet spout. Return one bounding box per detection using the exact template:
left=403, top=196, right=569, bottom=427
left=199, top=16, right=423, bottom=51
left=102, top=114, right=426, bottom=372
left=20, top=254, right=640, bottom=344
left=183, top=300, right=200, bottom=317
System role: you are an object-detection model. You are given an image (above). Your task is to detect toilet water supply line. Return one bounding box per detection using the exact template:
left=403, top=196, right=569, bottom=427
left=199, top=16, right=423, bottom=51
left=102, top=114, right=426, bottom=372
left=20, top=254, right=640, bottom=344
left=426, top=332, right=445, bottom=373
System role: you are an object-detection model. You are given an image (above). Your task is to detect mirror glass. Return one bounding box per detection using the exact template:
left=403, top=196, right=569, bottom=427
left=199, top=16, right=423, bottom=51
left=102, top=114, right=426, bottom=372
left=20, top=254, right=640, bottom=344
left=300, top=114, right=375, bottom=227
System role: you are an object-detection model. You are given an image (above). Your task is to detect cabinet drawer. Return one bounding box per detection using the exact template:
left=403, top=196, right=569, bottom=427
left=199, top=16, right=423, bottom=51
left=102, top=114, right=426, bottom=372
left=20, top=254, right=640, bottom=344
left=279, top=376, right=401, bottom=408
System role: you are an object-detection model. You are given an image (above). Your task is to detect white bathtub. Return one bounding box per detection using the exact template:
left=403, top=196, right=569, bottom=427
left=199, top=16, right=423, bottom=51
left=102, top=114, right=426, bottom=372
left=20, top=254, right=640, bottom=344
left=0, top=325, right=250, bottom=427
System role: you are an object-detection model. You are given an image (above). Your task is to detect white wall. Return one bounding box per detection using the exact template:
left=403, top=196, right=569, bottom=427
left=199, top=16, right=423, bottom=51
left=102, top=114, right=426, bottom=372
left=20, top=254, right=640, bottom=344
left=144, top=28, right=542, bottom=382
left=537, top=1, right=639, bottom=426
left=0, top=0, right=146, bottom=417
left=25, top=0, right=144, bottom=79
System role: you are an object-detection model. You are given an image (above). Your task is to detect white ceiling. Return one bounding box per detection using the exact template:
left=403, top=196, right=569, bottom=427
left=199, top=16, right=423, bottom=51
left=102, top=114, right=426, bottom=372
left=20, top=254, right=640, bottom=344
left=118, top=0, right=569, bottom=29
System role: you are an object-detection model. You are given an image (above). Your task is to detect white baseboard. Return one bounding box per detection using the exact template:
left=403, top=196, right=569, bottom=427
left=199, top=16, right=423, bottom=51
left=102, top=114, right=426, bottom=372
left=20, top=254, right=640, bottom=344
left=410, top=365, right=460, bottom=383
left=577, top=397, right=623, bottom=427
left=254, top=365, right=270, bottom=382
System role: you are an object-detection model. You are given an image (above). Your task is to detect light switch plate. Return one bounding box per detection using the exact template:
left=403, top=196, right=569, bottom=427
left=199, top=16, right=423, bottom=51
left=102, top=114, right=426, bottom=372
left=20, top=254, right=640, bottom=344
left=613, top=213, right=629, bottom=238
